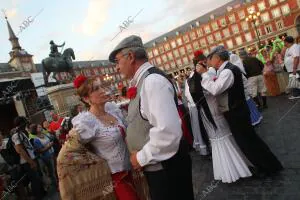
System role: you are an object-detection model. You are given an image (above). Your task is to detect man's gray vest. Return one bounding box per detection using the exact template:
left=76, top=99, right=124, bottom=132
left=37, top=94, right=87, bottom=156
left=126, top=67, right=179, bottom=153
left=126, top=71, right=153, bottom=152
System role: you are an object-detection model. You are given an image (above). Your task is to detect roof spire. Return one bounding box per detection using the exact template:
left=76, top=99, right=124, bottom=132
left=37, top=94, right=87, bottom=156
left=2, top=11, right=21, bottom=50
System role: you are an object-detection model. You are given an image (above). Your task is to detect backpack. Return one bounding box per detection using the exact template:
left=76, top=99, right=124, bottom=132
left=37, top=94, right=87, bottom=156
left=0, top=136, right=20, bottom=166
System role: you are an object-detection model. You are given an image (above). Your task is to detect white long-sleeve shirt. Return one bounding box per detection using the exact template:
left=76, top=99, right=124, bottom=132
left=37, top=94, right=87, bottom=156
left=201, top=61, right=234, bottom=96
left=131, top=62, right=182, bottom=167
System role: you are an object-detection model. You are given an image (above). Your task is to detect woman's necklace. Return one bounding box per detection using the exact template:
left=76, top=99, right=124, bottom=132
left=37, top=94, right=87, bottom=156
left=93, top=112, right=116, bottom=126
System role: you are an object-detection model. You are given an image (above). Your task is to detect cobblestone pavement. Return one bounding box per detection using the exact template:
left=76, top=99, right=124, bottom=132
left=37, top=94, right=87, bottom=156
left=192, top=95, right=300, bottom=200
left=46, top=95, right=300, bottom=200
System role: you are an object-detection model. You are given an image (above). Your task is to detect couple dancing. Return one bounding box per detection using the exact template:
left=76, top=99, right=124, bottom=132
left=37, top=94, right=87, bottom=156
left=57, top=35, right=193, bottom=200
left=186, top=46, right=283, bottom=183
left=57, top=35, right=282, bottom=200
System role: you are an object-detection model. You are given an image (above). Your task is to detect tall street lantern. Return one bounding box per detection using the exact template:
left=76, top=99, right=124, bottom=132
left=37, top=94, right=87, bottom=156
left=246, top=10, right=262, bottom=48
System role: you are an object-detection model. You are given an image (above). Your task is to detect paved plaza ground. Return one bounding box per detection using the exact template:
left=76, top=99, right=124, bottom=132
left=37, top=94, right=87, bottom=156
left=192, top=95, right=300, bottom=200
left=46, top=95, right=300, bottom=200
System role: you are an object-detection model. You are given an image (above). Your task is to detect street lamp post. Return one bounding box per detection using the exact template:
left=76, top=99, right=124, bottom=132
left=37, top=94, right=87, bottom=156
left=246, top=10, right=262, bottom=48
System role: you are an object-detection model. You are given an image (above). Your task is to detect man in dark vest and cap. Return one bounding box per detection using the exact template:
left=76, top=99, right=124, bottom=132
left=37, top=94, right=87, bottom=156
left=109, top=35, right=194, bottom=200
left=197, top=46, right=283, bottom=177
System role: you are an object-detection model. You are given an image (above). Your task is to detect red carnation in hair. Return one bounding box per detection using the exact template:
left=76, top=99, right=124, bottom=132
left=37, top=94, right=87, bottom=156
left=73, top=75, right=88, bottom=89
left=194, top=50, right=204, bottom=58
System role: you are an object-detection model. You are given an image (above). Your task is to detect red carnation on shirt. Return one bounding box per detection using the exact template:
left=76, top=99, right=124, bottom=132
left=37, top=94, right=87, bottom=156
left=127, top=87, right=137, bottom=100
left=213, top=76, right=218, bottom=81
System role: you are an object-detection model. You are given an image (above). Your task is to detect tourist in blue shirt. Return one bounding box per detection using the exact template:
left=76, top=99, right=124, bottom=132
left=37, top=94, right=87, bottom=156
left=30, top=124, right=57, bottom=190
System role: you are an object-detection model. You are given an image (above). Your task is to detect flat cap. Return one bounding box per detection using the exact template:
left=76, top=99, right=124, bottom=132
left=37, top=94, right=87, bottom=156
left=207, top=45, right=229, bottom=59
left=109, top=35, right=144, bottom=62
left=284, top=36, right=294, bottom=44
left=239, top=49, right=248, bottom=57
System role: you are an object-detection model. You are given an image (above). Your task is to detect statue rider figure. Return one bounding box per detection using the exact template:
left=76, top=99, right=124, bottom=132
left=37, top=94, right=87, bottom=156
left=49, top=40, right=65, bottom=57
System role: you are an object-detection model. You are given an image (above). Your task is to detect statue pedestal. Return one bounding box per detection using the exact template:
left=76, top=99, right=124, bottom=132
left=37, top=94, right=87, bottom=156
left=46, top=83, right=80, bottom=117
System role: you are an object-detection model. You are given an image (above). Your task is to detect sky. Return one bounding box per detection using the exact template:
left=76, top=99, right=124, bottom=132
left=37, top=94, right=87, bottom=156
left=0, top=0, right=232, bottom=64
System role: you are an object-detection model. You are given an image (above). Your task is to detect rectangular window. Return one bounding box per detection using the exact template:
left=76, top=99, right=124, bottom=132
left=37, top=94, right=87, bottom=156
left=211, top=22, right=219, bottom=31
left=165, top=63, right=171, bottom=70
left=167, top=52, right=173, bottom=61
left=261, top=12, right=270, bottom=23
left=196, top=28, right=203, bottom=37
left=214, top=32, right=222, bottom=41
left=228, top=14, right=236, bottom=23
left=171, top=41, right=177, bottom=49
left=173, top=49, right=180, bottom=58
left=170, top=61, right=176, bottom=68
left=223, top=28, right=230, bottom=37
left=238, top=10, right=245, bottom=19
left=176, top=59, right=183, bottom=67
left=219, top=18, right=227, bottom=27
left=183, top=57, right=189, bottom=65
left=269, top=0, right=278, bottom=6
left=204, top=25, right=211, bottom=34
left=177, top=38, right=183, bottom=46
left=276, top=20, right=284, bottom=30
left=245, top=32, right=252, bottom=42
left=190, top=32, right=197, bottom=40
left=241, top=21, right=249, bottom=31
left=265, top=25, right=273, bottom=34
left=156, top=57, right=162, bottom=65
left=188, top=54, right=194, bottom=61
left=281, top=4, right=290, bottom=15
left=257, top=28, right=262, bottom=37
left=200, top=39, right=207, bottom=47
left=179, top=47, right=186, bottom=56
left=193, top=41, right=200, bottom=50
left=153, top=49, right=159, bottom=56
left=186, top=44, right=193, bottom=53
left=258, top=1, right=266, bottom=11
left=232, top=24, right=239, bottom=34
left=183, top=34, right=190, bottom=43
left=272, top=8, right=281, bottom=18
left=159, top=46, right=164, bottom=54
left=164, top=43, right=171, bottom=51
left=226, top=40, right=233, bottom=49
left=207, top=35, right=214, bottom=44
left=162, top=55, right=168, bottom=63
left=247, top=6, right=256, bottom=13
left=235, top=36, right=243, bottom=45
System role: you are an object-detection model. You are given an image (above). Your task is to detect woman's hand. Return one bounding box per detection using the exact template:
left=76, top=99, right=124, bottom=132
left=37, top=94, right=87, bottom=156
left=130, top=151, right=142, bottom=171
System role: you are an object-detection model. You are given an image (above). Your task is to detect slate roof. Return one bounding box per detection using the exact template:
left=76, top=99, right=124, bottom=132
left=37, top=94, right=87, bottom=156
left=144, top=0, right=252, bottom=48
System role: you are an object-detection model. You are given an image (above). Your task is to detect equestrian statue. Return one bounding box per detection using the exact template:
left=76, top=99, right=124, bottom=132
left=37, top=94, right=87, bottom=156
left=42, top=40, right=76, bottom=86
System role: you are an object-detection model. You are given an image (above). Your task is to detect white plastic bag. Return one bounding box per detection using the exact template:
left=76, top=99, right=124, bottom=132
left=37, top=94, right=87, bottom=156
left=287, top=74, right=300, bottom=89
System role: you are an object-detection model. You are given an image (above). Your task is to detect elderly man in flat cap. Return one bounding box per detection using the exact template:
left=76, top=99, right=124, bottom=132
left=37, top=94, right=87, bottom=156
left=109, top=35, right=194, bottom=200
left=197, top=46, right=283, bottom=177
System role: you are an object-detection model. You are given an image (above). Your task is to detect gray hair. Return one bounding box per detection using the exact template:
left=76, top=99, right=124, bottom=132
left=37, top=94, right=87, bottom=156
left=121, top=47, right=148, bottom=61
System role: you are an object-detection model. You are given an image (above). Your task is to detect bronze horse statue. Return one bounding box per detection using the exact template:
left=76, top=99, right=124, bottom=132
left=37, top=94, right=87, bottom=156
left=42, top=48, right=76, bottom=86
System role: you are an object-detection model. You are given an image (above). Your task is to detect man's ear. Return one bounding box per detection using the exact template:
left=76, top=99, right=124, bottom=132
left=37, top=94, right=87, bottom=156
left=128, top=51, right=135, bottom=64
